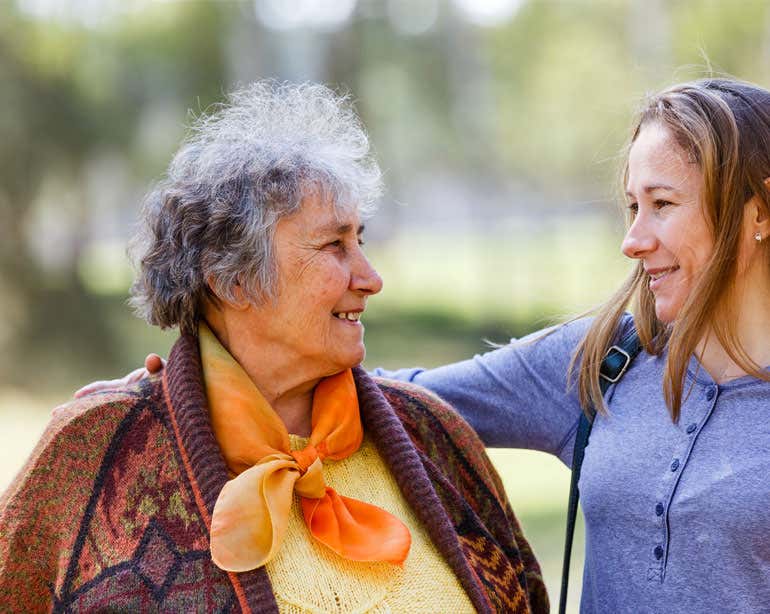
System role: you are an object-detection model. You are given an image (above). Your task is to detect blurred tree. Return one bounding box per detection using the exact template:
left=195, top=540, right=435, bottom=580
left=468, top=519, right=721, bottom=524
left=0, top=2, right=229, bottom=388
left=487, top=0, right=770, bottom=199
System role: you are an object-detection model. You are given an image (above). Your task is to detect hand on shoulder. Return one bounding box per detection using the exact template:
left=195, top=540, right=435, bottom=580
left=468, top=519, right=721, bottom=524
left=73, top=354, right=165, bottom=398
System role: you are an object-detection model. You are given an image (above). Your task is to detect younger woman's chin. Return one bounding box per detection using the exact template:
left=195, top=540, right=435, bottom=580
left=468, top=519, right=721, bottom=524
left=654, top=302, right=679, bottom=325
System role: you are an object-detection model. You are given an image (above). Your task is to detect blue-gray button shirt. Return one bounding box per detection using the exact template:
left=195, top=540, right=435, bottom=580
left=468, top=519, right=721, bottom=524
left=374, top=316, right=770, bottom=613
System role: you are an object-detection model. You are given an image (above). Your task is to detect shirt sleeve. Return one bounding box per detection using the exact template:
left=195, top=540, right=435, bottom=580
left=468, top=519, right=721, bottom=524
left=371, top=318, right=594, bottom=462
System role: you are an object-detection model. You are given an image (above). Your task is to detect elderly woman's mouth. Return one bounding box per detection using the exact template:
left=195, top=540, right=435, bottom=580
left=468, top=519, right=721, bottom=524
left=333, top=311, right=362, bottom=322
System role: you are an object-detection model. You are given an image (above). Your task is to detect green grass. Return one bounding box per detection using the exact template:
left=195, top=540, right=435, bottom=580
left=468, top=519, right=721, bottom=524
left=0, top=392, right=52, bottom=492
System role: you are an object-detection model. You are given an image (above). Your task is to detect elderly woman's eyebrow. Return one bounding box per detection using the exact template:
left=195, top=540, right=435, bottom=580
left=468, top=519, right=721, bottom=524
left=315, top=223, right=365, bottom=236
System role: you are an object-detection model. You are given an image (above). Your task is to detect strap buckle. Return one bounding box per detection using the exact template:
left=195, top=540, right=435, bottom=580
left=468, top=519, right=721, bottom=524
left=599, top=345, right=632, bottom=383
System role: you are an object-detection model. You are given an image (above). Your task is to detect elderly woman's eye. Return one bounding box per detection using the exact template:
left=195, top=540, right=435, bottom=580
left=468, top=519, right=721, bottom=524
left=627, top=202, right=638, bottom=215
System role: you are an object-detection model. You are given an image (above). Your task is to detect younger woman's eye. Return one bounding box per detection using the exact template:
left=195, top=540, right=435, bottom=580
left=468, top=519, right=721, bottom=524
left=358, top=238, right=365, bottom=246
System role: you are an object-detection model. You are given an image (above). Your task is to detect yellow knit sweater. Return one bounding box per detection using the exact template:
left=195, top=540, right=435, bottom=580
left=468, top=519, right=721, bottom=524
left=264, top=434, right=475, bottom=614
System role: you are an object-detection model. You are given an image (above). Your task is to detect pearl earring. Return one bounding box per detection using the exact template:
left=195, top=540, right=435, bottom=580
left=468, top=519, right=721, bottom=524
left=756, top=231, right=763, bottom=242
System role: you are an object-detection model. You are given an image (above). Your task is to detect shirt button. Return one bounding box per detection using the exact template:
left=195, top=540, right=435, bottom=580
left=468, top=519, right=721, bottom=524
left=706, top=387, right=716, bottom=401
left=655, top=502, right=664, bottom=516
left=671, top=458, right=680, bottom=472
left=686, top=423, right=697, bottom=434
left=654, top=545, right=664, bottom=560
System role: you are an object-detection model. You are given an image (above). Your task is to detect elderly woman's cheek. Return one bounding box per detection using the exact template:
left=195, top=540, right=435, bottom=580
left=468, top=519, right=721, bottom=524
left=320, top=263, right=354, bottom=302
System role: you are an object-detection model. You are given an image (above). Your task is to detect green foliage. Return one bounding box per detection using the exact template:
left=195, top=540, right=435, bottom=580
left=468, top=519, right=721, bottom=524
left=0, top=2, right=230, bottom=387
left=671, top=1, right=770, bottom=77
left=2, top=0, right=770, bottom=394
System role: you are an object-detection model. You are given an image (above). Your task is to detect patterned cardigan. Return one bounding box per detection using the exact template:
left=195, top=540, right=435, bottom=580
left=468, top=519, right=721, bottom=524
left=0, top=334, right=548, bottom=613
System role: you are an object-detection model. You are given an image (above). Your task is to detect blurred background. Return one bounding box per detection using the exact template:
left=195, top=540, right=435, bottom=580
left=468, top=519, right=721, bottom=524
left=2, top=0, right=770, bottom=608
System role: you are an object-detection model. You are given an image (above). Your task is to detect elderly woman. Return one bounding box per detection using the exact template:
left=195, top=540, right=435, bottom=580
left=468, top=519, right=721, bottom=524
left=0, top=83, right=546, bottom=613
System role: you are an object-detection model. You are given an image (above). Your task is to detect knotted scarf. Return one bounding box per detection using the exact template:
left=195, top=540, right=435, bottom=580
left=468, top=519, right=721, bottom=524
left=199, top=323, right=412, bottom=572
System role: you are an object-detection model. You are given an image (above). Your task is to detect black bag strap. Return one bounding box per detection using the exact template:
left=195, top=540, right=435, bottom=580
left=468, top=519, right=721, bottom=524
left=558, top=327, right=641, bottom=614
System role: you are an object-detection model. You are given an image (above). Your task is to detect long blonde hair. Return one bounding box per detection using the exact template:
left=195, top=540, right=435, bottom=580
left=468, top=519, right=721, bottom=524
left=571, top=78, right=770, bottom=422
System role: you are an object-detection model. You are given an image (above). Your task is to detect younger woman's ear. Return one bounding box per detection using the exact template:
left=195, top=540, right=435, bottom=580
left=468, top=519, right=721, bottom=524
left=755, top=179, right=770, bottom=235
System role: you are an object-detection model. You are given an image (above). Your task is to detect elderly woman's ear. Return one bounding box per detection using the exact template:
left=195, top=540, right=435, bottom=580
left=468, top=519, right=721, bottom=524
left=206, top=276, right=252, bottom=311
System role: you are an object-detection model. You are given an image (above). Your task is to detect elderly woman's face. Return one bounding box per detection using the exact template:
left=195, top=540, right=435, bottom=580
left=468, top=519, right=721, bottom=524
left=246, top=196, right=382, bottom=376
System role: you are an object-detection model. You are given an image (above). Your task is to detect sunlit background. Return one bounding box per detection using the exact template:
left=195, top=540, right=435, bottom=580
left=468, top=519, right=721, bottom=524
left=2, top=0, right=770, bottom=608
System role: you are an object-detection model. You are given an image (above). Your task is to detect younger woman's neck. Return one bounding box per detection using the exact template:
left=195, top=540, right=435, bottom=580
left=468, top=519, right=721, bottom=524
left=696, top=278, right=770, bottom=383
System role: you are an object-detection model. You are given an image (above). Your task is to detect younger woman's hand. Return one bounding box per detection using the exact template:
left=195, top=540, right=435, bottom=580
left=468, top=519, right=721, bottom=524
left=74, top=354, right=166, bottom=398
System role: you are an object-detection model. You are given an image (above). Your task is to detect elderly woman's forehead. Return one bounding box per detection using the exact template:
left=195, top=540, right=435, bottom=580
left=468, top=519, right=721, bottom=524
left=301, top=214, right=365, bottom=237
left=313, top=219, right=364, bottom=236
left=291, top=196, right=361, bottom=228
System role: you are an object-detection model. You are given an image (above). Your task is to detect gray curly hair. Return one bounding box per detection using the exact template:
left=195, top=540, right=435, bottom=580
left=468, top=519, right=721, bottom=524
left=129, top=81, right=382, bottom=334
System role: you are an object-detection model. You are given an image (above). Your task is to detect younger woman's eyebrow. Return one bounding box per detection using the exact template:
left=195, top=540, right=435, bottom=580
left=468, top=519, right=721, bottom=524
left=625, top=183, right=679, bottom=198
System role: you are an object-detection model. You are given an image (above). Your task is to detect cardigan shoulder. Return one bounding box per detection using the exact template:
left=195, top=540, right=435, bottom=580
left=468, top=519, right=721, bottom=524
left=373, top=376, right=505, bottom=503
left=373, top=376, right=549, bottom=614
left=373, top=375, right=483, bottom=443
left=0, top=381, right=151, bottom=514
left=0, top=377, right=168, bottom=612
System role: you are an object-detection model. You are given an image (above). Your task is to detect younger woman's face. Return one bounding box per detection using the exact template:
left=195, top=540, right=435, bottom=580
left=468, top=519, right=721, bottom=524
left=621, top=123, right=713, bottom=323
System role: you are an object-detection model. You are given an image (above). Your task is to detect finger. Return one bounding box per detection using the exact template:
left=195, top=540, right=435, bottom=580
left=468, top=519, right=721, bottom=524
left=126, top=367, right=149, bottom=384
left=73, top=384, right=94, bottom=398
left=74, top=380, right=116, bottom=398
left=73, top=367, right=146, bottom=399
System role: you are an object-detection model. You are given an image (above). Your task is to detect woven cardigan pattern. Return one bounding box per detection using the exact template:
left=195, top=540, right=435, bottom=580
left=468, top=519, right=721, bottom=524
left=0, top=334, right=547, bottom=613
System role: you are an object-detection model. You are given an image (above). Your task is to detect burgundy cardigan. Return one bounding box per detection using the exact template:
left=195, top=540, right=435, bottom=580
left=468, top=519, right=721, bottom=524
left=0, top=334, right=547, bottom=613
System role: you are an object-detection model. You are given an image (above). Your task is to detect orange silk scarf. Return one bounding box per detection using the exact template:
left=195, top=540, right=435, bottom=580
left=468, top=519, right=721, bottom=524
left=199, top=323, right=412, bottom=572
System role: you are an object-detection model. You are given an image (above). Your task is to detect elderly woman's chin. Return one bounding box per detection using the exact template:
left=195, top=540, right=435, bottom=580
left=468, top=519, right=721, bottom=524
left=331, top=319, right=368, bottom=366
left=338, top=337, right=366, bottom=370
left=312, top=329, right=368, bottom=376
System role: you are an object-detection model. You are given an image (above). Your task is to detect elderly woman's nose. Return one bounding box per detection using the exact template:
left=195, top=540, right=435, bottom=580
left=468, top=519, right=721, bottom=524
left=351, top=251, right=383, bottom=295
left=621, top=216, right=656, bottom=259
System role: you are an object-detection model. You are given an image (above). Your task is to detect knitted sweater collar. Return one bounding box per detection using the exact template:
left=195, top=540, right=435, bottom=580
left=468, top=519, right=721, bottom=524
left=162, top=333, right=489, bottom=613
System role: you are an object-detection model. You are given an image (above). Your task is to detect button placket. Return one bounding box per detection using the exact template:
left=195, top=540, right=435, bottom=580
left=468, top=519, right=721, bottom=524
left=648, top=466, right=679, bottom=580
left=649, top=437, right=689, bottom=577
left=655, top=383, right=720, bottom=582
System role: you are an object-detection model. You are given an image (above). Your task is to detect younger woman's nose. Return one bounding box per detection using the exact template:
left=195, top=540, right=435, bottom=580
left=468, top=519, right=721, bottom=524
left=621, top=218, right=657, bottom=259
